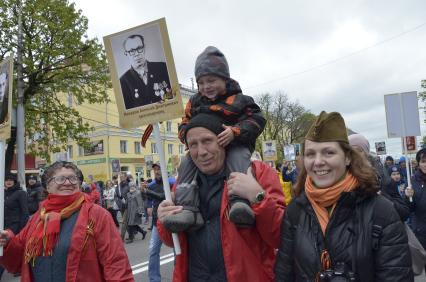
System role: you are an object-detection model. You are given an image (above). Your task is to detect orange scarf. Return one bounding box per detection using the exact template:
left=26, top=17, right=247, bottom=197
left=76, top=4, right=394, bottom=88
left=24, top=192, right=86, bottom=265
left=305, top=173, right=359, bottom=235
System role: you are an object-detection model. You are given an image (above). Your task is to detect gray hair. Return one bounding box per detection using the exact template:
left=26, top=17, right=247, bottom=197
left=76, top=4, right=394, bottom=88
left=41, top=161, right=83, bottom=188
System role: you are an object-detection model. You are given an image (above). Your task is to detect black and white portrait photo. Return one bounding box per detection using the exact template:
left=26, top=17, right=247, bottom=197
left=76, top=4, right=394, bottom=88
left=109, top=24, right=172, bottom=110
left=104, top=18, right=184, bottom=129
left=0, top=60, right=11, bottom=125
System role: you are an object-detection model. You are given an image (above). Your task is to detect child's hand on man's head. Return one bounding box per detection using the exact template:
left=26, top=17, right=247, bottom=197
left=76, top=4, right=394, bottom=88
left=217, top=125, right=235, bottom=147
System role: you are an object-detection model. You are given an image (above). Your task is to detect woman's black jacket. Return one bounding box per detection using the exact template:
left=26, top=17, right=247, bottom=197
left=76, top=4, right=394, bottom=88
left=27, top=182, right=44, bottom=215
left=275, top=190, right=413, bottom=281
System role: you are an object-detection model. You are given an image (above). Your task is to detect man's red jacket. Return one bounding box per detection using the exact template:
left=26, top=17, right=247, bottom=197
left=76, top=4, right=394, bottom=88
left=158, top=160, right=286, bottom=282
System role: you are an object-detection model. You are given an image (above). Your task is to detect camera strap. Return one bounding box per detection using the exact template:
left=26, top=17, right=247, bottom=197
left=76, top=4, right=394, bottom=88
left=315, top=249, right=332, bottom=282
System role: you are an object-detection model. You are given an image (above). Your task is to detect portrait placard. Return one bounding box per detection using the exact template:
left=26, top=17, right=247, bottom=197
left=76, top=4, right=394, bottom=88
left=284, top=144, right=296, bottom=161
left=0, top=56, right=13, bottom=140
left=103, top=18, right=183, bottom=128
left=262, top=140, right=277, bottom=162
left=294, top=143, right=301, bottom=156
left=111, top=159, right=121, bottom=173
left=403, top=136, right=417, bottom=154
left=375, top=141, right=386, bottom=155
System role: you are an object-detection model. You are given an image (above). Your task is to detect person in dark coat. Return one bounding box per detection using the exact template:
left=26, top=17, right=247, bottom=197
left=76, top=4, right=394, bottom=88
left=119, top=34, right=171, bottom=110
left=114, top=173, right=130, bottom=217
left=114, top=173, right=130, bottom=240
left=384, top=155, right=395, bottom=175
left=275, top=111, right=413, bottom=281
left=349, top=133, right=409, bottom=222
left=124, top=182, right=147, bottom=244
left=142, top=163, right=175, bottom=282
left=1, top=173, right=29, bottom=279
left=4, top=173, right=29, bottom=235
left=26, top=175, right=44, bottom=215
left=405, top=148, right=426, bottom=275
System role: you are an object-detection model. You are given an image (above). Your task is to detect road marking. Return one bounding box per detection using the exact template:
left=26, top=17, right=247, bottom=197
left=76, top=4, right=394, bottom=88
left=132, top=253, right=175, bottom=274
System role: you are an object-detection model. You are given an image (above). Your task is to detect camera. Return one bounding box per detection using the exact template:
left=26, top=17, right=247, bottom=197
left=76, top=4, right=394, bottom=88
left=318, top=262, right=356, bottom=282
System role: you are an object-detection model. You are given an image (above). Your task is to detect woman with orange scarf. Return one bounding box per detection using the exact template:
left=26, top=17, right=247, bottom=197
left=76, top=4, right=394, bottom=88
left=275, top=111, right=413, bottom=281
left=0, top=161, right=134, bottom=282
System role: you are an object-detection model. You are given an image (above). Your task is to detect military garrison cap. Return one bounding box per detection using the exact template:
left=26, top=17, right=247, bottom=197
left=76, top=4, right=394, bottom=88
left=305, top=111, right=349, bottom=143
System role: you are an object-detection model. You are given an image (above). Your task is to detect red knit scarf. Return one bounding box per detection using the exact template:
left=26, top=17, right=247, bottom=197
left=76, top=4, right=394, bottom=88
left=24, top=192, right=86, bottom=265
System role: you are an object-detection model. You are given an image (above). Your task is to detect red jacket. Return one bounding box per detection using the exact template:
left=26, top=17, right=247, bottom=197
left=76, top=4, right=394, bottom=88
left=158, top=160, right=286, bottom=282
left=0, top=201, right=134, bottom=282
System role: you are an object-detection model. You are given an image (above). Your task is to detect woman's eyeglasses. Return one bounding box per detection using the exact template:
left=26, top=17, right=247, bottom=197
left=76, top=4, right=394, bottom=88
left=47, top=175, right=79, bottom=185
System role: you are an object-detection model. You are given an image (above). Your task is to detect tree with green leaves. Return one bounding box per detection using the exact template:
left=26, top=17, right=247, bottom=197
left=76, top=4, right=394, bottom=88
left=254, top=91, right=315, bottom=161
left=0, top=0, right=110, bottom=169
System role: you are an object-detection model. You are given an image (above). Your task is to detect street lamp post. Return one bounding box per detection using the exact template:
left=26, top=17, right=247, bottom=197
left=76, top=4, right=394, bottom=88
left=16, top=0, right=26, bottom=190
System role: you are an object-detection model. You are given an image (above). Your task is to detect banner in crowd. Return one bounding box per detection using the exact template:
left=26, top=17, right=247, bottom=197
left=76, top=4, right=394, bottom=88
left=262, top=140, right=277, bottom=161
left=0, top=56, right=13, bottom=140
left=375, top=141, right=386, bottom=155
left=84, top=140, right=104, bottom=156
left=103, top=18, right=183, bottom=128
left=384, top=91, right=421, bottom=138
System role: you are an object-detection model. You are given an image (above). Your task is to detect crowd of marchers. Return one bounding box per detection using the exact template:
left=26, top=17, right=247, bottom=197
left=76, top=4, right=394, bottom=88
left=0, top=45, right=424, bottom=282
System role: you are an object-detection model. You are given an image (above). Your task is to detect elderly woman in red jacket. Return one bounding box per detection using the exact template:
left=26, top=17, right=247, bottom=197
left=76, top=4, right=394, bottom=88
left=0, top=161, right=134, bottom=282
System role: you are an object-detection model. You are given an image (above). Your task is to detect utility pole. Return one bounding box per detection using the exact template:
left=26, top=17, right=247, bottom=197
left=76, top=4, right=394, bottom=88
left=105, top=93, right=111, bottom=180
left=16, top=0, right=26, bottom=190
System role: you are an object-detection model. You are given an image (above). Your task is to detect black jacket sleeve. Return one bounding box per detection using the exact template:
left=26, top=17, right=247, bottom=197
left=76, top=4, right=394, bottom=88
left=143, top=189, right=165, bottom=202
left=374, top=196, right=414, bottom=281
left=275, top=201, right=297, bottom=281
left=381, top=181, right=410, bottom=222
left=233, top=95, right=266, bottom=147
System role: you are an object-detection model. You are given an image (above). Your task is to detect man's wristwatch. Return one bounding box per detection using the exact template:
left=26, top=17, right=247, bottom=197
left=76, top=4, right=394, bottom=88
left=253, top=191, right=265, bottom=204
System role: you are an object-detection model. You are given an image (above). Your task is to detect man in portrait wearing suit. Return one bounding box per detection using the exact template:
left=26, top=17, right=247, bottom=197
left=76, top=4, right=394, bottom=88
left=119, top=34, right=171, bottom=110
left=0, top=70, right=9, bottom=124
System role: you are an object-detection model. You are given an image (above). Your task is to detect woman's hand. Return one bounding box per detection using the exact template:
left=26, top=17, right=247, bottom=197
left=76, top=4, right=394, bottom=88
left=157, top=200, right=183, bottom=224
left=0, top=230, right=10, bottom=247
left=405, top=186, right=414, bottom=198
left=217, top=125, right=235, bottom=147
left=227, top=167, right=264, bottom=203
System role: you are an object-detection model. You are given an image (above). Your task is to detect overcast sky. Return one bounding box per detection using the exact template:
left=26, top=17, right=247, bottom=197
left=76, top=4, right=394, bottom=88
left=72, top=0, right=426, bottom=158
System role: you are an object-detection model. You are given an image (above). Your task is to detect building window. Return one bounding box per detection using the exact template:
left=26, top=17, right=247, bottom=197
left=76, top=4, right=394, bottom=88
left=151, top=143, right=158, bottom=154
left=166, top=121, right=172, bottom=132
left=78, top=146, right=84, bottom=156
left=134, top=142, right=141, bottom=154
left=120, top=140, right=128, bottom=153
left=67, top=145, right=73, bottom=159
left=168, top=144, right=173, bottom=155
left=179, top=144, right=184, bottom=154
